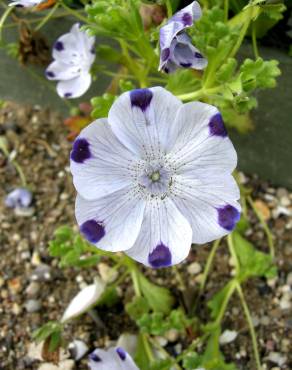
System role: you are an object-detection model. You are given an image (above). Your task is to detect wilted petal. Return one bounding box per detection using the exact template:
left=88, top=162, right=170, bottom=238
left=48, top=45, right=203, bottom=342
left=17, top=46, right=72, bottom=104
left=75, top=189, right=145, bottom=252
left=61, top=279, right=105, bottom=323
left=70, top=119, right=136, bottom=200
left=108, top=87, right=182, bottom=157
left=126, top=198, right=192, bottom=267
left=88, top=347, right=139, bottom=370
left=56, top=72, right=91, bottom=99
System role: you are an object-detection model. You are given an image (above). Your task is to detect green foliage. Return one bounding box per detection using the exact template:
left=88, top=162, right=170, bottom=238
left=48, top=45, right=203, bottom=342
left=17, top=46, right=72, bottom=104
left=232, top=231, right=277, bottom=281
left=137, top=309, right=193, bottom=335
left=166, top=69, right=201, bottom=95
left=91, top=93, right=116, bottom=119
left=126, top=296, right=150, bottom=321
left=97, top=286, right=119, bottom=307
left=148, top=359, right=174, bottom=370
left=32, top=321, right=63, bottom=352
left=49, top=226, right=100, bottom=268
left=138, top=274, right=174, bottom=314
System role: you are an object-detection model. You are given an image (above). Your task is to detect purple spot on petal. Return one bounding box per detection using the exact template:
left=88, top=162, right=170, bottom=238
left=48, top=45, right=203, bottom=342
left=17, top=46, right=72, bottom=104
left=90, top=46, right=95, bottom=54
left=161, top=48, right=170, bottom=62
left=116, top=347, right=126, bottom=361
left=148, top=243, right=172, bottom=268
left=164, top=67, right=169, bottom=74
left=70, top=138, right=91, bottom=163
left=54, top=41, right=64, bottom=51
left=89, top=352, right=102, bottom=362
left=182, top=12, right=193, bottom=26
left=15, top=4, right=24, bottom=7
left=180, top=62, right=192, bottom=67
left=218, top=205, right=240, bottom=231
left=209, top=113, right=227, bottom=137
left=194, top=52, right=203, bottom=58
left=130, top=88, right=153, bottom=112
left=46, top=71, right=55, bottom=78
left=64, top=92, right=72, bottom=98
left=80, top=219, right=105, bottom=243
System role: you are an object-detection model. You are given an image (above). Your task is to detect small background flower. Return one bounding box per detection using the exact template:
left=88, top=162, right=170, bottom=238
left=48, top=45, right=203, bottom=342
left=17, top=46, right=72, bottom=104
left=5, top=188, right=32, bottom=208
left=159, top=1, right=207, bottom=73
left=88, top=347, right=139, bottom=370
left=46, top=23, right=95, bottom=99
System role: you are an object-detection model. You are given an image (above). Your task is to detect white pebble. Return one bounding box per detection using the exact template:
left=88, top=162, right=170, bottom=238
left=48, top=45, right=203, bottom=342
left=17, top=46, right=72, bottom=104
left=219, top=330, right=238, bottom=345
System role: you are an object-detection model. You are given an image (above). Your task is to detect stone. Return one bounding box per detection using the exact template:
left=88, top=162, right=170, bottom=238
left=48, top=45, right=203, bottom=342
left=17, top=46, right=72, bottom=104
left=31, top=264, right=52, bottom=282
left=219, top=330, right=238, bottom=344
left=26, top=282, right=41, bottom=297
left=267, top=352, right=287, bottom=366
left=25, top=299, right=42, bottom=313
left=98, top=263, right=118, bottom=283
left=187, top=262, right=202, bottom=275
left=38, top=360, right=75, bottom=370
left=68, top=340, right=88, bottom=361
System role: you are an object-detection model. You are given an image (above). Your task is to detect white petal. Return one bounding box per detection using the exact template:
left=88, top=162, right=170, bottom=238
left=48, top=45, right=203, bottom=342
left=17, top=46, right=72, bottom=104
left=9, top=0, right=42, bottom=6
left=126, top=198, right=192, bottom=267
left=75, top=189, right=145, bottom=252
left=108, top=87, right=182, bottom=157
left=171, top=1, right=202, bottom=24
left=88, top=347, right=139, bottom=370
left=56, top=72, right=91, bottom=99
left=70, top=119, right=137, bottom=200
left=46, top=60, right=80, bottom=81
left=170, top=102, right=237, bottom=174
left=61, top=279, right=105, bottom=323
left=171, top=173, right=241, bottom=244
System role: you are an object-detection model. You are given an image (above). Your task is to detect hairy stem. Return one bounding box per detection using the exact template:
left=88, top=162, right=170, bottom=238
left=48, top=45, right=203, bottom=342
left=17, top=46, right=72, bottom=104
left=236, top=282, right=262, bottom=370
left=200, top=238, right=221, bottom=294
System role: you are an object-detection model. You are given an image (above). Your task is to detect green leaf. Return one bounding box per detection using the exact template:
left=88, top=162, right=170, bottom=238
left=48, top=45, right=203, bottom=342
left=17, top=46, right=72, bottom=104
left=32, top=321, right=62, bottom=343
left=134, top=333, right=151, bottom=370
left=91, top=94, right=116, bottom=119
left=232, top=231, right=277, bottom=281
left=138, top=274, right=174, bottom=314
left=183, top=352, right=202, bottom=369
left=126, top=296, right=150, bottom=321
left=97, top=286, right=119, bottom=307
left=148, top=359, right=173, bottom=370
left=165, top=69, right=201, bottom=95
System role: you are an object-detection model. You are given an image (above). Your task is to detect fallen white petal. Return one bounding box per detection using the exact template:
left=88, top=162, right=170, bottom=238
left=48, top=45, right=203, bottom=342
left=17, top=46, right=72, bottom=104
left=61, top=279, right=105, bottom=323
left=219, top=330, right=238, bottom=345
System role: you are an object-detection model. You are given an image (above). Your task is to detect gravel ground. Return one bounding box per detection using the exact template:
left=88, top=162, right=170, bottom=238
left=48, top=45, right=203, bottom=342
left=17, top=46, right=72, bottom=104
left=0, top=102, right=291, bottom=370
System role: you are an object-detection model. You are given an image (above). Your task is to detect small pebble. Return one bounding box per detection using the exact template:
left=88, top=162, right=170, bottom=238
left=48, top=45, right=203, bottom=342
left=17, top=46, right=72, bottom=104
left=261, top=316, right=270, bottom=326
left=165, top=329, right=179, bottom=343
left=26, top=282, right=41, bottom=297
left=30, top=264, right=52, bottom=282
left=219, top=330, right=238, bottom=345
left=267, top=352, right=287, bottom=366
left=25, top=299, right=41, bottom=313
left=68, top=340, right=88, bottom=361
left=187, top=262, right=202, bottom=275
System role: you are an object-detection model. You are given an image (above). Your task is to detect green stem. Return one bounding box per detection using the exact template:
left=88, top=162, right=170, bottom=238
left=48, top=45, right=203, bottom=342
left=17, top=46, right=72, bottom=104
left=0, top=140, right=27, bottom=186
left=236, top=282, right=262, bottom=370
left=130, top=266, right=141, bottom=297
left=199, top=239, right=221, bottom=294
left=34, top=2, right=59, bottom=31
left=142, top=334, right=155, bottom=362
left=215, top=279, right=236, bottom=325
left=60, top=2, right=88, bottom=23
left=165, top=0, right=172, bottom=18
left=177, top=86, right=222, bottom=101
left=0, top=5, right=14, bottom=41
left=247, top=195, right=274, bottom=258
left=227, top=233, right=240, bottom=275
left=251, top=22, right=259, bottom=59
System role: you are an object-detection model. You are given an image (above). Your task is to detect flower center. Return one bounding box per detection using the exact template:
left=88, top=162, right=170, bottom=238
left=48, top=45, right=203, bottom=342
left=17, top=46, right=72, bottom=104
left=138, top=163, right=171, bottom=196
left=150, top=171, right=160, bottom=182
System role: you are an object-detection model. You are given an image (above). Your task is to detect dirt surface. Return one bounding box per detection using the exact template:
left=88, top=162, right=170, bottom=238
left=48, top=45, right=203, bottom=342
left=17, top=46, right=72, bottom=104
left=0, top=102, right=291, bottom=370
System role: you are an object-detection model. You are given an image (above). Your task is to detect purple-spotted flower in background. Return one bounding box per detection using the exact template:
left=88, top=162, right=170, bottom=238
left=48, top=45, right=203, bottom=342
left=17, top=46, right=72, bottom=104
left=70, top=87, right=241, bottom=268
left=46, top=23, right=95, bottom=99
left=88, top=347, right=139, bottom=370
left=159, top=1, right=207, bottom=73
left=5, top=188, right=32, bottom=208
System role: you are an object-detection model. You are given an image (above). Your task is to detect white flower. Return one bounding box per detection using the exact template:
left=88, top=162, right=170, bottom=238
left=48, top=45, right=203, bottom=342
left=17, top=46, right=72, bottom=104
left=70, top=87, right=241, bottom=268
left=88, top=347, right=139, bottom=370
left=61, top=279, right=105, bottom=323
left=9, top=0, right=43, bottom=7
left=46, top=23, right=95, bottom=99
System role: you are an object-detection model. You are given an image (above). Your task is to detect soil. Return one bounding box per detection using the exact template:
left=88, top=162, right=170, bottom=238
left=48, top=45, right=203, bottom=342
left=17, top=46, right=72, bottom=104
left=0, top=102, right=291, bottom=370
